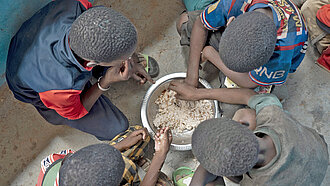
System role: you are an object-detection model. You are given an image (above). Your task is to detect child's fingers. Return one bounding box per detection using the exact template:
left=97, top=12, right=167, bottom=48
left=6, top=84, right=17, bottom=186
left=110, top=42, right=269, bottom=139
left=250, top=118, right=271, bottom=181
left=130, top=130, right=140, bottom=137
left=168, top=128, right=172, bottom=137
left=140, top=79, right=147, bottom=85
left=140, top=128, right=149, bottom=140
left=128, top=135, right=142, bottom=145
left=169, top=80, right=180, bottom=87
left=175, top=93, right=185, bottom=100
left=155, top=137, right=160, bottom=143
left=136, top=64, right=154, bottom=84
left=168, top=129, right=173, bottom=143
left=168, top=83, right=180, bottom=92
left=120, top=61, right=130, bottom=80
left=132, top=73, right=143, bottom=83
left=164, top=127, right=169, bottom=135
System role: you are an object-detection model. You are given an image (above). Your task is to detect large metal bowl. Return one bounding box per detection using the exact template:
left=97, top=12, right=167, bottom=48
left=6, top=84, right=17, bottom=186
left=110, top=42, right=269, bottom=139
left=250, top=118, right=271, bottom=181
left=141, top=73, right=220, bottom=151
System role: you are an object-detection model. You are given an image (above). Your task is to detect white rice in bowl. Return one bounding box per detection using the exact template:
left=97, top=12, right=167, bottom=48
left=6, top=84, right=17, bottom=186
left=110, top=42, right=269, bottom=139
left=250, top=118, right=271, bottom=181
left=153, top=89, right=213, bottom=133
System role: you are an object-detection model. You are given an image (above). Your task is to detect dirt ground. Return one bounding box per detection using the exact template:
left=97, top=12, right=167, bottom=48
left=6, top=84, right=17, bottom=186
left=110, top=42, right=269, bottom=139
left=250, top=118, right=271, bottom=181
left=1, top=0, right=329, bottom=185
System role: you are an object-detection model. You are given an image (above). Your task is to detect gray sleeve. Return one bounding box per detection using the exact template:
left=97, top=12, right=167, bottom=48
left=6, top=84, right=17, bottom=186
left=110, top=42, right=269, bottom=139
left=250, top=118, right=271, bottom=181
left=248, top=94, right=282, bottom=114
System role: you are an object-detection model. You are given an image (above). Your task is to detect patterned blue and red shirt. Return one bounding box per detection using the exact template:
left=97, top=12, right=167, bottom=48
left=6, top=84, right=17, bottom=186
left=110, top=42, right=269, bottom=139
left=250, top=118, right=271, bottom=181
left=201, top=0, right=308, bottom=86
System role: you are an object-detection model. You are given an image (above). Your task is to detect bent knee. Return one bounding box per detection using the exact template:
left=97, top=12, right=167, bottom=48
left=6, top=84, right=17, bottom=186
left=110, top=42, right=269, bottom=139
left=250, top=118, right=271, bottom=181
left=202, top=46, right=218, bottom=59
left=99, top=122, right=129, bottom=141
left=177, top=12, right=189, bottom=34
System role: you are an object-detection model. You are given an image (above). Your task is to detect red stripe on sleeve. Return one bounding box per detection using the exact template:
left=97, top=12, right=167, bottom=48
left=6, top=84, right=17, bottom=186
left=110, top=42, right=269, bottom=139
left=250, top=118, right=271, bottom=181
left=77, top=0, right=92, bottom=9
left=39, top=90, right=88, bottom=120
left=275, top=42, right=305, bottom=51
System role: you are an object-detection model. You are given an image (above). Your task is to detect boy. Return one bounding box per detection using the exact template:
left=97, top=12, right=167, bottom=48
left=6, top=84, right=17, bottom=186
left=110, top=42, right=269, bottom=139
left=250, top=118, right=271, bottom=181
left=169, top=82, right=329, bottom=185
left=37, top=126, right=173, bottom=186
left=6, top=0, right=157, bottom=140
left=177, top=0, right=308, bottom=88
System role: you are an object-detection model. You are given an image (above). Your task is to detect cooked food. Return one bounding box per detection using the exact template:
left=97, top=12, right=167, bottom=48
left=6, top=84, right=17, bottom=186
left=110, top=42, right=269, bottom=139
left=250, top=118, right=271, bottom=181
left=153, top=89, right=213, bottom=133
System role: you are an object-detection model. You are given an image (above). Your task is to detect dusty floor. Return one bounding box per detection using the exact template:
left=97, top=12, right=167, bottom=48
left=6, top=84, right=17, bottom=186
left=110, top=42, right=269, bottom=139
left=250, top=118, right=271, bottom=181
left=0, top=0, right=329, bottom=185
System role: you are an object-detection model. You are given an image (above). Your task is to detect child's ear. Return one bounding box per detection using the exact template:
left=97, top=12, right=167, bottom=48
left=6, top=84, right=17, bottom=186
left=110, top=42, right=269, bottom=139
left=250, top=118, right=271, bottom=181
left=86, top=61, right=98, bottom=67
left=226, top=16, right=235, bottom=27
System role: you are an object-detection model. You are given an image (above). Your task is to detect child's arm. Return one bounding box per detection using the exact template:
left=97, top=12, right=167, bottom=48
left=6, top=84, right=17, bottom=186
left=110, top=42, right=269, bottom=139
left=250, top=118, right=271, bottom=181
left=190, top=165, right=224, bottom=186
left=201, top=46, right=257, bottom=88
left=140, top=127, right=172, bottom=186
left=185, top=17, right=209, bottom=87
left=169, top=80, right=257, bottom=105
left=81, top=59, right=154, bottom=112
left=112, top=128, right=148, bottom=152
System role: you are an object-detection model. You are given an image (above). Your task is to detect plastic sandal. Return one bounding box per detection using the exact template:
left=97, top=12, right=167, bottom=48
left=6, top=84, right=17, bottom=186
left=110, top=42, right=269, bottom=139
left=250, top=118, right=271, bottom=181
left=172, top=167, right=194, bottom=186
left=139, top=53, right=160, bottom=78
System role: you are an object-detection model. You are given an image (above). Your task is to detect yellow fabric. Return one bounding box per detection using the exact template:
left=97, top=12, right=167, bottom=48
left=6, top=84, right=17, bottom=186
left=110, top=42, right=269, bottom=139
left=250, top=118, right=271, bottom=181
left=109, top=125, right=150, bottom=186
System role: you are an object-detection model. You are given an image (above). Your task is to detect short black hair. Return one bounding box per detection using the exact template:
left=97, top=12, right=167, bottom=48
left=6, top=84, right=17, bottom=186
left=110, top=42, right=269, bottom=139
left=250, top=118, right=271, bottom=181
left=192, top=118, right=259, bottom=176
left=59, top=144, right=125, bottom=186
left=69, top=7, right=137, bottom=62
left=219, top=11, right=277, bottom=72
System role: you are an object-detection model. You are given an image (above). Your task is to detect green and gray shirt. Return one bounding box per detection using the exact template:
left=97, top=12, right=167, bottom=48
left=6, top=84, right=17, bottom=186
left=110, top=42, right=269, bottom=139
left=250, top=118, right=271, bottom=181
left=240, top=94, right=329, bottom=186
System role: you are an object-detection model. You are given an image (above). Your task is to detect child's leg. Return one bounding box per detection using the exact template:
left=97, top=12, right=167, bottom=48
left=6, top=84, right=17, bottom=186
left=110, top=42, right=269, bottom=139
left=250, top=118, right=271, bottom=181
left=36, top=93, right=129, bottom=141
left=177, top=11, right=202, bottom=46
left=109, top=125, right=150, bottom=161
left=206, top=177, right=225, bottom=186
left=190, top=165, right=220, bottom=186
left=177, top=12, right=189, bottom=35
left=301, top=0, right=330, bottom=55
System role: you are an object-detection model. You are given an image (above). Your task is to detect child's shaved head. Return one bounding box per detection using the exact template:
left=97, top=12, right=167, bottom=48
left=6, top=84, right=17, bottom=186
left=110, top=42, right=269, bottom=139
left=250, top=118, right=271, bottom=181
left=192, top=118, right=259, bottom=176
left=69, top=7, right=137, bottom=62
left=219, top=11, right=277, bottom=72
left=59, top=144, right=125, bottom=186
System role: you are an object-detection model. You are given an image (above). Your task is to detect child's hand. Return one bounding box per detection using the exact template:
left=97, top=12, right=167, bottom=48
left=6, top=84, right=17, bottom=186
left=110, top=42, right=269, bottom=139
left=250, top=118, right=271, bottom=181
left=154, top=127, right=172, bottom=156
left=101, top=60, right=131, bottom=87
left=169, top=80, right=200, bottom=101
left=128, top=59, right=155, bottom=84
left=114, top=128, right=149, bottom=151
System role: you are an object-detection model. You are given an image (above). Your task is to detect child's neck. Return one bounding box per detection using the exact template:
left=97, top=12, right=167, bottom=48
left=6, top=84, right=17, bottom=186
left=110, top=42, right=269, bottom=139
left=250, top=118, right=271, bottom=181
left=71, top=49, right=89, bottom=67
left=255, top=135, right=276, bottom=168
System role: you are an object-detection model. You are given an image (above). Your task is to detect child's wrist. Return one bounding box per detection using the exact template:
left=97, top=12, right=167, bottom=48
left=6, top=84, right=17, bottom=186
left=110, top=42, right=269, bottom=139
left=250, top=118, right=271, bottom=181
left=113, top=143, right=123, bottom=151
left=113, top=142, right=128, bottom=152
left=195, top=88, right=205, bottom=100
left=154, top=151, right=167, bottom=160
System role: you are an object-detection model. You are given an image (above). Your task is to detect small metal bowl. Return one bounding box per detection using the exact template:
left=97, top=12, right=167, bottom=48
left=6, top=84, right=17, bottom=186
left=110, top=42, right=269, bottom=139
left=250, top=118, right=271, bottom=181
left=141, top=73, right=220, bottom=151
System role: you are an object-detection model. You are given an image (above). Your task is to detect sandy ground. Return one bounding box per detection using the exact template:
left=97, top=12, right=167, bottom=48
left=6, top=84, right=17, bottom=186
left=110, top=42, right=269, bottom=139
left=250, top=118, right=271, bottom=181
left=0, top=0, right=329, bottom=185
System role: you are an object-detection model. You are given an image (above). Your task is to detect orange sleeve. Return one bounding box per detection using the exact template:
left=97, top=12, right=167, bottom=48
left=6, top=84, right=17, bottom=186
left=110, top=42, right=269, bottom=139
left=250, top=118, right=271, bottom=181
left=77, top=0, right=92, bottom=9
left=39, top=90, right=88, bottom=120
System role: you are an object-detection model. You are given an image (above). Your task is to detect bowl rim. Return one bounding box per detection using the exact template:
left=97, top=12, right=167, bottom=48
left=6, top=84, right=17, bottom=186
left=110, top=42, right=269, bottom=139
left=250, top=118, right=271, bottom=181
left=141, top=72, right=220, bottom=151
